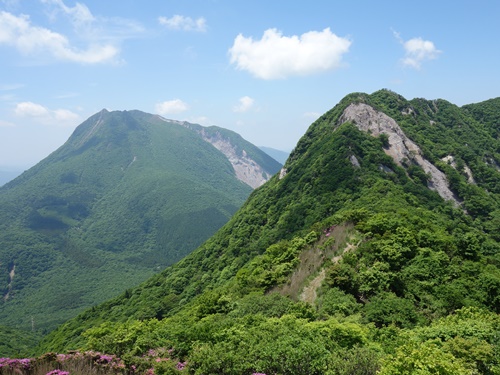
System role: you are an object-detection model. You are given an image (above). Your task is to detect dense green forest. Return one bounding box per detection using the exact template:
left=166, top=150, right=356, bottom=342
left=0, top=109, right=281, bottom=340
left=4, top=90, right=500, bottom=374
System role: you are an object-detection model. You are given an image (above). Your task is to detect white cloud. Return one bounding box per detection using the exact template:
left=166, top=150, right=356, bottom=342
left=228, top=28, right=351, bottom=79
left=0, top=10, right=119, bottom=63
left=394, top=31, right=441, bottom=69
left=155, top=99, right=189, bottom=115
left=14, top=101, right=50, bottom=117
left=233, top=96, right=255, bottom=113
left=14, top=101, right=79, bottom=125
left=158, top=15, right=207, bottom=32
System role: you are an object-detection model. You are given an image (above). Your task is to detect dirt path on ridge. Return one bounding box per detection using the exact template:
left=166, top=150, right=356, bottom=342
left=299, top=242, right=358, bottom=304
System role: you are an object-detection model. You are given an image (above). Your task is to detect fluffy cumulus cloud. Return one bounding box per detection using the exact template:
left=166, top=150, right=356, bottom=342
left=14, top=101, right=79, bottom=125
left=233, top=96, right=255, bottom=113
left=228, top=28, right=351, bottom=79
left=394, top=31, right=441, bottom=69
left=158, top=15, right=207, bottom=32
left=14, top=101, right=49, bottom=117
left=155, top=99, right=189, bottom=115
left=0, top=10, right=118, bottom=63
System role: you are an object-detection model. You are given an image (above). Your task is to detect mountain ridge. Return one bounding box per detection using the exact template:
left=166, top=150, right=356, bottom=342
left=38, top=91, right=500, bottom=374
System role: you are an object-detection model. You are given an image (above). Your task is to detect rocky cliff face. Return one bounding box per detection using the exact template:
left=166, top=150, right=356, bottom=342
left=338, top=103, right=460, bottom=205
left=195, top=128, right=272, bottom=189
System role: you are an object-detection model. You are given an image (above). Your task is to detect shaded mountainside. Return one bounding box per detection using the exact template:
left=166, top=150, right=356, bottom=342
left=38, top=90, right=500, bottom=373
left=0, top=109, right=281, bottom=337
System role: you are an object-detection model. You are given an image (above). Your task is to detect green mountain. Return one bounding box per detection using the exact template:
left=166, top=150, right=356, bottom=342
left=0, top=109, right=281, bottom=338
left=36, top=91, right=500, bottom=374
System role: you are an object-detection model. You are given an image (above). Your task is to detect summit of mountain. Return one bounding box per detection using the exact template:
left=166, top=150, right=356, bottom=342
left=0, top=109, right=281, bottom=337
left=37, top=90, right=500, bottom=374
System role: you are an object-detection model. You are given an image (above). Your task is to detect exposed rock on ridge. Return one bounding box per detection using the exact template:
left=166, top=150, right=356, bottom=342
left=339, top=103, right=460, bottom=205
left=163, top=117, right=273, bottom=189
left=196, top=129, right=272, bottom=188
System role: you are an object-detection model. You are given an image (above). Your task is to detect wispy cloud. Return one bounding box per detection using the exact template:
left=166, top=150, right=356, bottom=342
left=0, top=83, right=24, bottom=91
left=233, top=96, right=255, bottom=113
left=0, top=0, right=20, bottom=9
left=155, top=99, right=189, bottom=115
left=14, top=101, right=79, bottom=125
left=42, top=0, right=144, bottom=40
left=158, top=15, right=207, bottom=32
left=0, top=120, right=15, bottom=127
left=229, top=28, right=351, bottom=79
left=42, top=0, right=94, bottom=27
left=393, top=30, right=441, bottom=69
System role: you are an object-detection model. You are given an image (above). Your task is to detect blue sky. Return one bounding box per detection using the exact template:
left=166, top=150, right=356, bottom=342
left=1, top=0, right=499, bottom=169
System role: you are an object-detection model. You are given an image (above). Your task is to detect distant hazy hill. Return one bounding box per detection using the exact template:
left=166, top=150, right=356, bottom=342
left=0, top=109, right=281, bottom=335
left=259, top=146, right=290, bottom=164
left=40, top=91, right=500, bottom=374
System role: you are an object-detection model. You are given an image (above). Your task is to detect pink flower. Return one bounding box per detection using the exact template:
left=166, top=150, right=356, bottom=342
left=176, top=361, right=187, bottom=371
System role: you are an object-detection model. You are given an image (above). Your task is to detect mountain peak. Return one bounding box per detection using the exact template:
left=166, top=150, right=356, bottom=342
left=0, top=108, right=280, bottom=334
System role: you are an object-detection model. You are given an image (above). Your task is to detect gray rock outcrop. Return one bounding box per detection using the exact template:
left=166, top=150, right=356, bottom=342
left=338, top=103, right=460, bottom=205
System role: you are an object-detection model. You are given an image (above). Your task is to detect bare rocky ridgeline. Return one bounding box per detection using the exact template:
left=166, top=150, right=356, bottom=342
left=338, top=103, right=460, bottom=205
left=188, top=126, right=272, bottom=189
